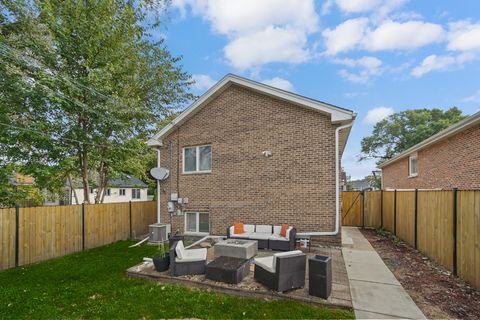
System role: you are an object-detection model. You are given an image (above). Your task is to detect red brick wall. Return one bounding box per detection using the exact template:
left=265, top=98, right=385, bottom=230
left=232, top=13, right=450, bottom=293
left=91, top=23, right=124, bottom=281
left=158, top=84, right=342, bottom=244
left=382, top=125, right=480, bottom=190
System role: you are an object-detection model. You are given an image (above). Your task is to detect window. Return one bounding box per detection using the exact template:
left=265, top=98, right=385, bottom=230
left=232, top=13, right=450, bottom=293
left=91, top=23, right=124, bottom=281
left=183, top=145, right=211, bottom=173
left=90, top=187, right=94, bottom=194
left=106, top=189, right=111, bottom=196
left=409, top=153, right=418, bottom=177
left=131, top=189, right=141, bottom=199
left=119, top=189, right=126, bottom=196
left=185, top=212, right=209, bottom=233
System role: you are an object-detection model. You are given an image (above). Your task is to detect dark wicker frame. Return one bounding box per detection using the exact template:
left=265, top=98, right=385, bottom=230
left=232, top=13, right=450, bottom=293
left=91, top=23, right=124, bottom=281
left=254, top=253, right=306, bottom=292
left=226, top=226, right=296, bottom=251
left=169, top=241, right=206, bottom=276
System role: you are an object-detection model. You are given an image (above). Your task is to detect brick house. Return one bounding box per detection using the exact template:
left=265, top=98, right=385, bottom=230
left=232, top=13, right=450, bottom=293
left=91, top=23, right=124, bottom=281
left=379, top=111, right=480, bottom=190
left=147, top=74, right=356, bottom=245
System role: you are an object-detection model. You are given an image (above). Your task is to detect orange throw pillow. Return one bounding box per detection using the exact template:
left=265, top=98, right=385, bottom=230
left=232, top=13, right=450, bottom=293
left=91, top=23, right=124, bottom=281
left=280, top=223, right=289, bottom=237
left=234, top=223, right=244, bottom=234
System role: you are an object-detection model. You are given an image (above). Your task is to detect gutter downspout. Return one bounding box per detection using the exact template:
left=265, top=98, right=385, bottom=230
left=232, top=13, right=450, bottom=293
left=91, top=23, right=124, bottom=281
left=156, top=148, right=161, bottom=224
left=297, top=121, right=354, bottom=236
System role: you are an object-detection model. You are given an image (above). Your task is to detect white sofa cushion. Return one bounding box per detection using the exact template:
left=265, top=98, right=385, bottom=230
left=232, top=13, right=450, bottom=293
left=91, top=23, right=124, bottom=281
left=268, top=234, right=288, bottom=241
left=256, top=225, right=272, bottom=234
left=273, top=226, right=293, bottom=239
left=248, top=233, right=270, bottom=240
left=272, top=250, right=303, bottom=270
left=244, top=224, right=255, bottom=233
left=254, top=256, right=275, bottom=273
left=231, top=233, right=249, bottom=238
left=175, top=248, right=207, bottom=263
left=175, top=240, right=185, bottom=260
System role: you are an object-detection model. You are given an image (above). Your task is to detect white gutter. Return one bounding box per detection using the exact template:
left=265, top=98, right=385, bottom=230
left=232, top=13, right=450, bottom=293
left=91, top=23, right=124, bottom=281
left=297, top=121, right=354, bottom=237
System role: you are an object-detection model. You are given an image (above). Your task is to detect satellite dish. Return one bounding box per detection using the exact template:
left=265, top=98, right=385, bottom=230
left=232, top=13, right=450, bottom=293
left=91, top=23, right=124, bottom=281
left=150, top=167, right=170, bottom=181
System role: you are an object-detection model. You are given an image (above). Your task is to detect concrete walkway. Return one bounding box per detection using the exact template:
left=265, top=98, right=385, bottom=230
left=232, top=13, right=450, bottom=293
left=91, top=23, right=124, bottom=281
left=342, top=227, right=425, bottom=319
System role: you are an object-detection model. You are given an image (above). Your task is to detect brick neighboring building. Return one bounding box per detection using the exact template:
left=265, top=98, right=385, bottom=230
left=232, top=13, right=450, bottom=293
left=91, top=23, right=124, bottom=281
left=148, top=74, right=356, bottom=245
left=380, top=111, right=480, bottom=190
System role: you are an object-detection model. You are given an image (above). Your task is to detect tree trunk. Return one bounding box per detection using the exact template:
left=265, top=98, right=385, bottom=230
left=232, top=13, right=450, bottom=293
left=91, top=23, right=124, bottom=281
left=67, top=173, right=79, bottom=205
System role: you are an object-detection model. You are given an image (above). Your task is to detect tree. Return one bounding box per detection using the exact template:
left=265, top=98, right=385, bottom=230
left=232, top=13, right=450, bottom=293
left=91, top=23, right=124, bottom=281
left=0, top=0, right=192, bottom=203
left=364, top=175, right=381, bottom=190
left=361, top=108, right=465, bottom=163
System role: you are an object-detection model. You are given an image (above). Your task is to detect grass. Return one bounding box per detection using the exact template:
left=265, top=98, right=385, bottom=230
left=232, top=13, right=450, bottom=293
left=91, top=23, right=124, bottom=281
left=0, top=241, right=354, bottom=319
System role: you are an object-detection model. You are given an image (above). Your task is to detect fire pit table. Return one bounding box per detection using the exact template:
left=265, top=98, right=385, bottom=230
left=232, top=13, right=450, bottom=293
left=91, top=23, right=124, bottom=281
left=205, top=256, right=250, bottom=284
left=214, top=239, right=258, bottom=259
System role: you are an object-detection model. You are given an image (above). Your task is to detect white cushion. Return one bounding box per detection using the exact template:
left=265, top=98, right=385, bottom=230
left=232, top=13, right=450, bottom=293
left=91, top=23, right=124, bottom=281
left=272, top=250, right=303, bottom=270
left=175, top=248, right=207, bottom=263
left=255, top=225, right=272, bottom=234
left=285, top=227, right=293, bottom=240
left=175, top=240, right=185, bottom=260
left=229, top=226, right=235, bottom=235
left=231, top=233, right=249, bottom=238
left=248, top=233, right=270, bottom=240
left=244, top=224, right=255, bottom=233
left=273, top=226, right=282, bottom=235
left=268, top=234, right=287, bottom=241
left=254, top=256, right=275, bottom=273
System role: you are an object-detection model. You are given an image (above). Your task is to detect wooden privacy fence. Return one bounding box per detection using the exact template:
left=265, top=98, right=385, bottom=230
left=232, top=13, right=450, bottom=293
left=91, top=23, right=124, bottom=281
left=342, top=190, right=480, bottom=289
left=0, top=201, right=157, bottom=271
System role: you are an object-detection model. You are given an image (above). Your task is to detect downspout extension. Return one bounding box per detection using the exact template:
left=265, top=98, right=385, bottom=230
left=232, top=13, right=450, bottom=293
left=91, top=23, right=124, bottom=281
left=297, top=121, right=354, bottom=237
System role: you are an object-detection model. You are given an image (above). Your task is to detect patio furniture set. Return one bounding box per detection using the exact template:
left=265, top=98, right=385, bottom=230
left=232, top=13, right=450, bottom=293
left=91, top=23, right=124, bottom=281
left=162, top=223, right=331, bottom=296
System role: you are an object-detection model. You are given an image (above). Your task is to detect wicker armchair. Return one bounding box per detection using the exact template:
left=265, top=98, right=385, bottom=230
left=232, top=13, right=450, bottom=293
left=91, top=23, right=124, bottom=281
left=253, top=250, right=306, bottom=292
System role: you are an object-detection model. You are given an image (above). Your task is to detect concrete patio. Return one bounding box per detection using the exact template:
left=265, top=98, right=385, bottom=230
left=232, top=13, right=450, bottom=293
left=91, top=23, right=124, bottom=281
left=127, top=246, right=352, bottom=310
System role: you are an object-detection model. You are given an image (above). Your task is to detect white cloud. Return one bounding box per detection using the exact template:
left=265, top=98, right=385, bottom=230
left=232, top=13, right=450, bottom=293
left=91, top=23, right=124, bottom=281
left=364, top=20, right=445, bottom=51
left=447, top=21, right=480, bottom=52
left=335, top=56, right=383, bottom=83
left=411, top=53, right=477, bottom=77
left=262, top=77, right=295, bottom=91
left=363, top=106, right=394, bottom=124
left=335, top=0, right=381, bottom=13
left=461, top=90, right=480, bottom=103
left=323, top=19, right=444, bottom=55
left=321, top=0, right=334, bottom=15
left=323, top=18, right=369, bottom=55
left=172, top=0, right=319, bottom=70
left=224, top=27, right=310, bottom=70
left=191, top=74, right=216, bottom=91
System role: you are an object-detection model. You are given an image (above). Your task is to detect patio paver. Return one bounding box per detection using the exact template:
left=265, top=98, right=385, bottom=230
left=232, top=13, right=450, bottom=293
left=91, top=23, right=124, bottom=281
left=342, top=227, right=425, bottom=319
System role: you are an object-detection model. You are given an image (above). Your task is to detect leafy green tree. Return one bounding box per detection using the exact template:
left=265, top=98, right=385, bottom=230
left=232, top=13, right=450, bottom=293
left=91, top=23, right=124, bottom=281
left=0, top=0, right=192, bottom=203
left=361, top=107, right=465, bottom=163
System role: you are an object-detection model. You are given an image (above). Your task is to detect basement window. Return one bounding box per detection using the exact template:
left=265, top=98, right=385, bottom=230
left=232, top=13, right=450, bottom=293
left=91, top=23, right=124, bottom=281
left=183, top=145, right=212, bottom=173
left=409, top=153, right=418, bottom=177
left=185, top=212, right=209, bottom=234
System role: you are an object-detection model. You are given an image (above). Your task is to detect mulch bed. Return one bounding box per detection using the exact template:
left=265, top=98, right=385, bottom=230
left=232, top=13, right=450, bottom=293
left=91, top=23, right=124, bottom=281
left=361, top=228, right=480, bottom=320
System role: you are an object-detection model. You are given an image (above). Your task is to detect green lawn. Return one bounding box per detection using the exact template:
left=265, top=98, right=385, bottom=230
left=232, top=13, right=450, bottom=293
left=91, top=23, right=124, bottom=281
left=0, top=241, right=354, bottom=319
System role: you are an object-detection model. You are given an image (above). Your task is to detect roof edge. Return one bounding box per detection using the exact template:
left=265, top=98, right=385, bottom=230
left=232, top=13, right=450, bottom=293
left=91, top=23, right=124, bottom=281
left=149, top=74, right=355, bottom=144
left=379, top=111, right=480, bottom=168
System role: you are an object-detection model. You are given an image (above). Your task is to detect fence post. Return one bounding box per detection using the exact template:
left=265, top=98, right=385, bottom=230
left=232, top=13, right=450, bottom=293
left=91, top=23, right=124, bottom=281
left=452, top=188, right=458, bottom=276
left=129, top=201, right=133, bottom=240
left=81, top=203, right=85, bottom=251
left=414, top=189, right=418, bottom=249
left=393, top=189, right=397, bottom=235
left=361, top=191, right=365, bottom=229
left=380, top=190, right=383, bottom=228
left=15, top=206, right=20, bottom=267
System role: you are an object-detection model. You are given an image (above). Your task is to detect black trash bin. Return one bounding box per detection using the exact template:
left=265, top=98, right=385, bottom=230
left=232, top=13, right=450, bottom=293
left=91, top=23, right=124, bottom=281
left=308, top=255, right=332, bottom=299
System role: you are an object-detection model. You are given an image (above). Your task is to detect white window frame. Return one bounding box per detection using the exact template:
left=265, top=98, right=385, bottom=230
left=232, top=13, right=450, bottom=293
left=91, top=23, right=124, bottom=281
left=106, top=188, right=111, bottom=196
left=119, top=189, right=126, bottom=196
left=182, top=145, right=212, bottom=174
left=409, top=153, right=418, bottom=177
left=184, top=211, right=210, bottom=235
left=131, top=188, right=141, bottom=199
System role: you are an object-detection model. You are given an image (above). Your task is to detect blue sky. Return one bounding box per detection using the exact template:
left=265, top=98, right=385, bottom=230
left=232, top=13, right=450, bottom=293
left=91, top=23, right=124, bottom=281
left=157, top=0, right=480, bottom=179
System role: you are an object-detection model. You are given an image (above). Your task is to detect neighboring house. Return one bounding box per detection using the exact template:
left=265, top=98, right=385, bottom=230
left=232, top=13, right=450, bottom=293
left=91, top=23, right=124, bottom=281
left=70, top=175, right=149, bottom=204
left=347, top=179, right=374, bottom=191
left=380, top=111, right=480, bottom=190
left=147, top=74, right=356, bottom=245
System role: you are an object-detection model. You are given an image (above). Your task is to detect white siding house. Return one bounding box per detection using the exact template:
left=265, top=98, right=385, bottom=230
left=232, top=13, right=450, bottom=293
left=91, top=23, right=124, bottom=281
left=70, top=175, right=149, bottom=204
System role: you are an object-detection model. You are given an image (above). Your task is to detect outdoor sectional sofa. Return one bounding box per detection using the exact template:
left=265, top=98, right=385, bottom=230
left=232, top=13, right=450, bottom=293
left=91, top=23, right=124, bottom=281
left=226, top=224, right=296, bottom=251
